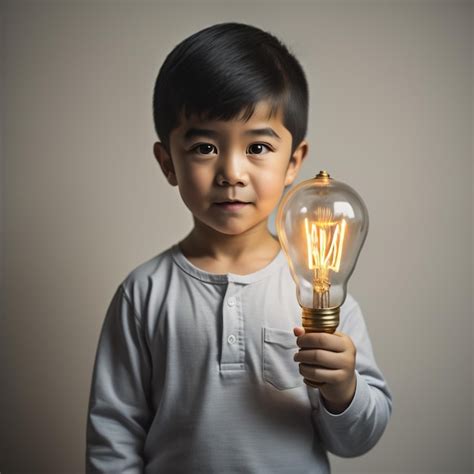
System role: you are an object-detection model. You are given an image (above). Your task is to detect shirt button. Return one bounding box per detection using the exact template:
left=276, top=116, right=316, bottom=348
left=227, top=297, right=236, bottom=307
left=227, top=334, right=237, bottom=344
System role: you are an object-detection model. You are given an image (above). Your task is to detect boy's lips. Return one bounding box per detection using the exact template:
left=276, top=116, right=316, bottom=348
left=214, top=198, right=250, bottom=204
left=213, top=200, right=251, bottom=211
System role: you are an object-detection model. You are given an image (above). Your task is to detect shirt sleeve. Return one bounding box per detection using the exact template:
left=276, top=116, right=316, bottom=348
left=85, top=284, right=154, bottom=473
left=309, top=299, right=393, bottom=458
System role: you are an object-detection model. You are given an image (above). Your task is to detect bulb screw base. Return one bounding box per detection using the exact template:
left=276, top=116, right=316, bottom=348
left=301, top=307, right=340, bottom=334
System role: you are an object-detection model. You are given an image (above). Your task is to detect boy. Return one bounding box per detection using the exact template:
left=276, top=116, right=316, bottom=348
left=86, top=22, right=392, bottom=473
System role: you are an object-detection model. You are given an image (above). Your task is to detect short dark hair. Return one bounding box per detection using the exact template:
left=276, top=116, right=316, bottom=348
left=152, top=22, right=309, bottom=157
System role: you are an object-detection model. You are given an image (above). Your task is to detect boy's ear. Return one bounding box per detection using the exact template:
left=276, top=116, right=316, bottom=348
left=153, top=142, right=178, bottom=186
left=284, top=139, right=309, bottom=187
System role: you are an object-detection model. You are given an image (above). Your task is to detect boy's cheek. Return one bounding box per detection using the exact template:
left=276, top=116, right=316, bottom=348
left=255, top=170, right=288, bottom=194
left=175, top=171, right=208, bottom=197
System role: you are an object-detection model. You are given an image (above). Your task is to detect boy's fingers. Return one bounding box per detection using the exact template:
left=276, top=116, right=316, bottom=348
left=296, top=331, right=345, bottom=352
left=293, top=326, right=305, bottom=337
left=294, top=349, right=341, bottom=369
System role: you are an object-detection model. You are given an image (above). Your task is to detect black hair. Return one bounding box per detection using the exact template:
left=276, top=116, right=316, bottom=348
left=152, top=22, right=309, bottom=157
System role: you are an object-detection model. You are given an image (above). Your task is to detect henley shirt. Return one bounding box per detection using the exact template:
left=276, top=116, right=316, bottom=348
left=85, top=242, right=393, bottom=473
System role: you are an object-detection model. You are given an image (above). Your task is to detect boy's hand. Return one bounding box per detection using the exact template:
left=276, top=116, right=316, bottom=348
left=293, top=326, right=357, bottom=414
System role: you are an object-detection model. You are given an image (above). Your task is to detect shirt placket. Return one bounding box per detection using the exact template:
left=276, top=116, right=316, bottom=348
left=220, top=282, right=245, bottom=372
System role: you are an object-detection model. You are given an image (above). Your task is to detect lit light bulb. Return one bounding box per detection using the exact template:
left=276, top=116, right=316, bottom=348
left=276, top=170, right=369, bottom=334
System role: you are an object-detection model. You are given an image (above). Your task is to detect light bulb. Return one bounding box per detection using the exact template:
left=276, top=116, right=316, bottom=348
left=276, top=170, right=369, bottom=334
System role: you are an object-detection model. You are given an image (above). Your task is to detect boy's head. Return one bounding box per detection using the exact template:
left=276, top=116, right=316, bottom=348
left=152, top=22, right=309, bottom=237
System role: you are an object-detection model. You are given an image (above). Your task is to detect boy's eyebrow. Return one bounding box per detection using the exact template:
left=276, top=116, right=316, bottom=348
left=183, top=127, right=281, bottom=142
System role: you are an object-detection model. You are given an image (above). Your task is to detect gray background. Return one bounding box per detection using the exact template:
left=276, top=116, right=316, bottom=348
left=0, top=1, right=472, bottom=473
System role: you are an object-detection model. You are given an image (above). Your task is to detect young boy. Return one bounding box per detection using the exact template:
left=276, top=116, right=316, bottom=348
left=86, top=22, right=392, bottom=473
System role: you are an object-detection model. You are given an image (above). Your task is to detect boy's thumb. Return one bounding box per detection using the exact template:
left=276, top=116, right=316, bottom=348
left=293, top=326, right=305, bottom=336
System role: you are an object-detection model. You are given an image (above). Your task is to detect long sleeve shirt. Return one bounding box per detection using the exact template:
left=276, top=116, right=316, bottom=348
left=85, top=243, right=393, bottom=473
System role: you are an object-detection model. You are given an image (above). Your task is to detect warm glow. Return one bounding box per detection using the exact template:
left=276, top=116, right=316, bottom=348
left=304, top=209, right=346, bottom=274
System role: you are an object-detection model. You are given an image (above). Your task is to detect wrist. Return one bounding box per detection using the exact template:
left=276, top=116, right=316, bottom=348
left=321, top=373, right=357, bottom=414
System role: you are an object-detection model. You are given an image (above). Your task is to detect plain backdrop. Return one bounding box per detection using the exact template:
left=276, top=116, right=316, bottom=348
left=0, top=1, right=472, bottom=473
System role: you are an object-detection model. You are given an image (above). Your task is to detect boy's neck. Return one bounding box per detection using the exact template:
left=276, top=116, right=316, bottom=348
left=179, top=219, right=281, bottom=266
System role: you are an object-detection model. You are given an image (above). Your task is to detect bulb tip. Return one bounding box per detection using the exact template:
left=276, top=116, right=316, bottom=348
left=315, top=170, right=331, bottom=179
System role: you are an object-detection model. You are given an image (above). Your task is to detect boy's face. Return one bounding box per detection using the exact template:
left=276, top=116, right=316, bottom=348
left=153, top=100, right=308, bottom=237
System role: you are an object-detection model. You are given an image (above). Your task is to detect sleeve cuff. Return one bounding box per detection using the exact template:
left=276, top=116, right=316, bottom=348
left=317, top=370, right=371, bottom=426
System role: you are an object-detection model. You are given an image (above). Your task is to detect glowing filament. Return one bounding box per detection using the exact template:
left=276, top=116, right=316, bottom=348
left=304, top=210, right=346, bottom=295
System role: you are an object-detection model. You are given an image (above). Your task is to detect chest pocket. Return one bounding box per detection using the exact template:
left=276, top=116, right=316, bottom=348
left=262, top=326, right=304, bottom=390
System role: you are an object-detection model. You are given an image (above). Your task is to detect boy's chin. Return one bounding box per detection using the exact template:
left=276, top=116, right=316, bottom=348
left=195, top=215, right=267, bottom=236
left=214, top=226, right=253, bottom=236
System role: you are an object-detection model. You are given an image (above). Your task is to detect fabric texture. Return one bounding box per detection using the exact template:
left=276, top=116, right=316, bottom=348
left=85, top=243, right=393, bottom=473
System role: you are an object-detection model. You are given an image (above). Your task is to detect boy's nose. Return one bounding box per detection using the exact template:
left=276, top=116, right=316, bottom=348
left=215, top=153, right=248, bottom=186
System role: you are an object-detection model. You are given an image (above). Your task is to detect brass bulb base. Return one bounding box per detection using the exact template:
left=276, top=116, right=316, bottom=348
left=301, top=307, right=340, bottom=334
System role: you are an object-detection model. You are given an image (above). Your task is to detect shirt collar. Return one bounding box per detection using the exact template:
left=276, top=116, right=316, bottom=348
left=171, top=242, right=286, bottom=285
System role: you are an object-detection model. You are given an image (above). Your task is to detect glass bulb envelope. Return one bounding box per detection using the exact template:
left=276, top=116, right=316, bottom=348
left=276, top=171, right=369, bottom=332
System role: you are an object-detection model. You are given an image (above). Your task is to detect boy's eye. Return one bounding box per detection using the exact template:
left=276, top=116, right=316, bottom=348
left=192, top=144, right=217, bottom=155
left=248, top=143, right=272, bottom=155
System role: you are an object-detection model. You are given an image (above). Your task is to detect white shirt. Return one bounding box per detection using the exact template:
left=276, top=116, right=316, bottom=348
left=86, top=243, right=393, bottom=473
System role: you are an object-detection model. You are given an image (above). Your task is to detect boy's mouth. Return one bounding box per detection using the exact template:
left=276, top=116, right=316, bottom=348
left=213, top=200, right=251, bottom=211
